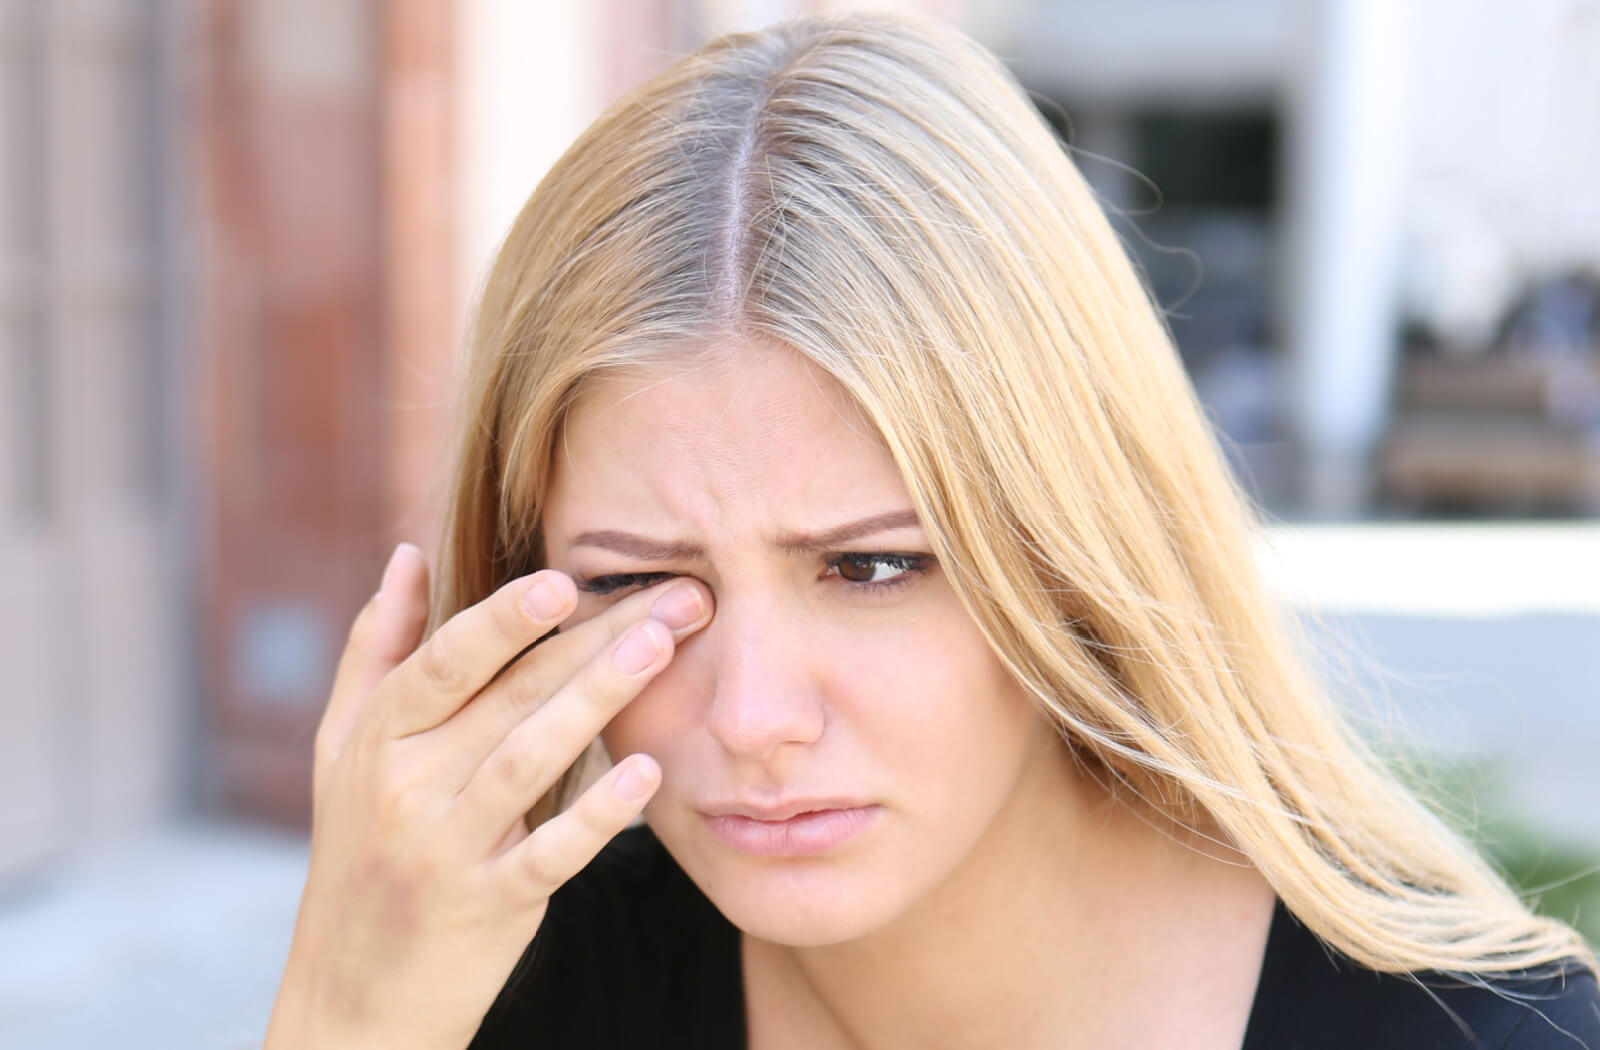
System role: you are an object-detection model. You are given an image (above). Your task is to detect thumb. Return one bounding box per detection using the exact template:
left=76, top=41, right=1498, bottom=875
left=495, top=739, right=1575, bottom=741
left=315, top=543, right=432, bottom=771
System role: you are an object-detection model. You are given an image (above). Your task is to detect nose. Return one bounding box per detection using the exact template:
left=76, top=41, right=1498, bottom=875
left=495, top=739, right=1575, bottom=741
left=703, top=602, right=826, bottom=762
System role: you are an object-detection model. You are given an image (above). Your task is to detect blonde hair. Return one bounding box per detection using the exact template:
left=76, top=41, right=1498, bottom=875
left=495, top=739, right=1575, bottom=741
left=434, top=12, right=1593, bottom=976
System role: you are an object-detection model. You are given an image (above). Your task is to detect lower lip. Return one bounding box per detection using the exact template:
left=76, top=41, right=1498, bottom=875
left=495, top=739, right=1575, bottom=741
left=703, top=806, right=880, bottom=857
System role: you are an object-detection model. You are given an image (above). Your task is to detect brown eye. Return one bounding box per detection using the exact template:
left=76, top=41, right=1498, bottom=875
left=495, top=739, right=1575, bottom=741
left=826, top=552, right=928, bottom=590
left=837, top=555, right=878, bottom=583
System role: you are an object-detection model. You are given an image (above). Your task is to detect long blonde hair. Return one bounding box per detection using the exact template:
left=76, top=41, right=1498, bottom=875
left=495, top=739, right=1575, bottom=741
left=434, top=12, right=1592, bottom=976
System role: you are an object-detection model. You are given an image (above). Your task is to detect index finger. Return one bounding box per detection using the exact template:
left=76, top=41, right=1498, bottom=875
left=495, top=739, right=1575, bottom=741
left=369, top=569, right=579, bottom=740
left=411, top=575, right=714, bottom=791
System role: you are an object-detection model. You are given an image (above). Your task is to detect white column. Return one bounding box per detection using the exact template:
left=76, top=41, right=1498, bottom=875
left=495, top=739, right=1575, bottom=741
left=455, top=0, right=606, bottom=329
left=0, top=0, right=74, bottom=884
left=1285, top=0, right=1413, bottom=517
left=43, top=0, right=182, bottom=845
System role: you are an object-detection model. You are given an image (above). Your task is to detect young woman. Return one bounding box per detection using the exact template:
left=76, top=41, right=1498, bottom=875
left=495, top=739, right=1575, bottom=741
left=266, top=13, right=1599, bottom=1050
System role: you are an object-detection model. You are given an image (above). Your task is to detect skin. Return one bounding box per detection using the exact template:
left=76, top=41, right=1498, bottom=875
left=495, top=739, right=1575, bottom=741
left=267, top=541, right=716, bottom=1050
left=541, top=340, right=1279, bottom=1050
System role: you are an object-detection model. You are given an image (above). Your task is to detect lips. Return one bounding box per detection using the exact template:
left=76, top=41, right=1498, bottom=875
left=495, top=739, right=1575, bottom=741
left=701, top=798, right=874, bottom=821
left=699, top=801, right=881, bottom=856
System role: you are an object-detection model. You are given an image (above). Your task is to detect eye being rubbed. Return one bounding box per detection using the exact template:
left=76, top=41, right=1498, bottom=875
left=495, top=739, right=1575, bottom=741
left=575, top=570, right=678, bottom=597
left=573, top=552, right=933, bottom=598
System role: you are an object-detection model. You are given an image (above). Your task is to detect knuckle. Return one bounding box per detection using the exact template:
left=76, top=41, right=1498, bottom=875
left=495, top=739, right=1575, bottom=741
left=518, top=842, right=568, bottom=892
left=372, top=787, right=412, bottom=831
left=501, top=655, right=555, bottom=719
left=576, top=660, right=628, bottom=715
left=414, top=629, right=468, bottom=693
left=490, top=582, right=537, bottom=641
left=373, top=764, right=430, bottom=828
left=490, top=737, right=547, bottom=793
left=575, top=790, right=619, bottom=838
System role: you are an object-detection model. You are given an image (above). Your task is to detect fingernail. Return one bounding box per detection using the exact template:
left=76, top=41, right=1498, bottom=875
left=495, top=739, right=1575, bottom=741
left=521, top=574, right=569, bottom=620
left=650, top=583, right=705, bottom=631
left=613, top=621, right=666, bottom=675
left=613, top=757, right=659, bottom=802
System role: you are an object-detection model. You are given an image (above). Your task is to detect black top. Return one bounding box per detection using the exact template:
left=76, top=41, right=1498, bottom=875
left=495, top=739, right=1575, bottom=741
left=468, top=826, right=1600, bottom=1049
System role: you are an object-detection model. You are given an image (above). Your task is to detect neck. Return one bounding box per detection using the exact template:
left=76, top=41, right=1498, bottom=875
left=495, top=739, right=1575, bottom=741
left=743, top=747, right=1277, bottom=1050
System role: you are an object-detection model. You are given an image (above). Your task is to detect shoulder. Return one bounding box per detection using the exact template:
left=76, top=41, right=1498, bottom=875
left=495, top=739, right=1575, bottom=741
left=467, top=824, right=743, bottom=1050
left=1494, top=968, right=1600, bottom=1049
left=1247, top=902, right=1600, bottom=1050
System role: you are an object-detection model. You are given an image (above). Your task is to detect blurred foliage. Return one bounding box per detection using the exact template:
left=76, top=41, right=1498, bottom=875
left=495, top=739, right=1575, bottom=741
left=1391, top=751, right=1600, bottom=948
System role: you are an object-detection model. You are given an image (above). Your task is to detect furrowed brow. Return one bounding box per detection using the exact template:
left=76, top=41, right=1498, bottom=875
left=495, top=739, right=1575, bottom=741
left=772, top=509, right=923, bottom=554
left=570, top=509, right=923, bottom=561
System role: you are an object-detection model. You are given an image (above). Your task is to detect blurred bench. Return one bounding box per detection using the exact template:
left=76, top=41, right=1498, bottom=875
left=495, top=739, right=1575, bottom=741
left=1378, top=352, right=1600, bottom=514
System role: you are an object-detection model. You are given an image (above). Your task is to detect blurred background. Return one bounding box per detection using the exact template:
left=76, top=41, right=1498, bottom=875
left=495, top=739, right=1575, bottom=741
left=0, top=0, right=1596, bottom=1046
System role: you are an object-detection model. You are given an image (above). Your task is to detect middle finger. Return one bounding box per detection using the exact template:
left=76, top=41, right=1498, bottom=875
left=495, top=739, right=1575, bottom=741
left=418, top=576, right=713, bottom=791
left=449, top=614, right=684, bottom=852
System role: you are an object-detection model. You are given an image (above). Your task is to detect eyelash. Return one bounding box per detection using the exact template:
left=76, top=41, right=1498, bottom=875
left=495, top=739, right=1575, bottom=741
left=574, top=552, right=933, bottom=598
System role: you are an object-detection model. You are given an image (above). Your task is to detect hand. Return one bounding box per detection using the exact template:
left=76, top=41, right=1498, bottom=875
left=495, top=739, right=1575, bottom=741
left=264, top=543, right=712, bottom=1050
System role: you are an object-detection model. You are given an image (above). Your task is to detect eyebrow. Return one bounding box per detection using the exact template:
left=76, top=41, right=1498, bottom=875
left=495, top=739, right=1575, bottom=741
left=569, top=509, right=923, bottom=561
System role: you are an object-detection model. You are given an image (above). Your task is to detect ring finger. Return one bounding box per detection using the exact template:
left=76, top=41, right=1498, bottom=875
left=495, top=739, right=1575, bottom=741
left=450, top=615, right=677, bottom=854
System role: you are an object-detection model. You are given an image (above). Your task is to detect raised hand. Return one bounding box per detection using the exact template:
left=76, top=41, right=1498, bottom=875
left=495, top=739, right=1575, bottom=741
left=263, top=543, right=711, bottom=1050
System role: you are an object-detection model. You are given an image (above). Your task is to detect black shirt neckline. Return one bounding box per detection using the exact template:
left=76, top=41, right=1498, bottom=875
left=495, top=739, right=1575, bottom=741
left=480, top=825, right=1600, bottom=1050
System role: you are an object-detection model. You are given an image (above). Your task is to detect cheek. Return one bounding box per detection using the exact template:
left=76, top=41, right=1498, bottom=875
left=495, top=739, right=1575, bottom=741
left=597, top=598, right=1038, bottom=777
left=857, top=625, right=1039, bottom=774
left=598, top=666, right=700, bottom=764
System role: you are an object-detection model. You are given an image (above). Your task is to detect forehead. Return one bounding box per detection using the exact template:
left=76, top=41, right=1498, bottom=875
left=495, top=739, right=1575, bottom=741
left=544, top=343, right=909, bottom=538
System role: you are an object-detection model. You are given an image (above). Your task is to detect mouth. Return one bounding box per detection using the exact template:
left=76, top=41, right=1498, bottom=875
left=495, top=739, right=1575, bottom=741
left=700, top=804, right=881, bottom=857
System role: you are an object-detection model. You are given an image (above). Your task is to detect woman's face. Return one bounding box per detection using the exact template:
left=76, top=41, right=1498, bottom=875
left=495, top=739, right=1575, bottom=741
left=541, top=341, right=1078, bottom=947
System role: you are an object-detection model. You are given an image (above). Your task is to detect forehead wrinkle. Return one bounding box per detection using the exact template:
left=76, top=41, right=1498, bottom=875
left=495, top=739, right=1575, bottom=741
left=550, top=345, right=900, bottom=557
left=567, top=413, right=821, bottom=561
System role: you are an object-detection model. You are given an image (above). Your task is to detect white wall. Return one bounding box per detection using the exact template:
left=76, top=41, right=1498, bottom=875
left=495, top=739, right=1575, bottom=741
left=1401, top=0, right=1600, bottom=347
left=454, top=0, right=608, bottom=333
left=0, top=0, right=184, bottom=884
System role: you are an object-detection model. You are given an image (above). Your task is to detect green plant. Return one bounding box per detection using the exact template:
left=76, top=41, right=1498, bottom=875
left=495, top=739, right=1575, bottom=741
left=1390, top=751, right=1600, bottom=947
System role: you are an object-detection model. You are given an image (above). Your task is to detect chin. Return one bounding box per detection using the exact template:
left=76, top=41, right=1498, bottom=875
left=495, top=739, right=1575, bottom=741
left=704, top=855, right=912, bottom=947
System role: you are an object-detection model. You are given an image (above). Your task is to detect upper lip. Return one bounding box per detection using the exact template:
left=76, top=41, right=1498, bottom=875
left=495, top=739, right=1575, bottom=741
left=700, top=799, right=875, bottom=822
